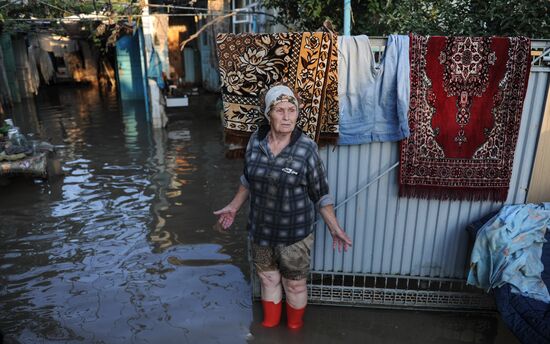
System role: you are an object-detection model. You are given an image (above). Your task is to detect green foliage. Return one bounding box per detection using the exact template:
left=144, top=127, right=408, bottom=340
left=261, top=0, right=550, bottom=37
left=0, top=1, right=140, bottom=54
left=0, top=0, right=90, bottom=34
left=1, top=0, right=95, bottom=22
left=0, top=122, right=9, bottom=135
left=259, top=0, right=394, bottom=35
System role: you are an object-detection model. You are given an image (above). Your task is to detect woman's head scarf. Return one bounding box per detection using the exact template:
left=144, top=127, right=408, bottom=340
left=264, top=85, right=299, bottom=121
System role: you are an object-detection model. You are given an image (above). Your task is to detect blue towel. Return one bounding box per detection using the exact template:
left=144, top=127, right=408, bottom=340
left=467, top=203, right=550, bottom=303
left=337, top=35, right=410, bottom=145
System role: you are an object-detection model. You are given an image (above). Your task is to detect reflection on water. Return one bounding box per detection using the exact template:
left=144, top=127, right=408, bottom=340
left=0, top=85, right=251, bottom=343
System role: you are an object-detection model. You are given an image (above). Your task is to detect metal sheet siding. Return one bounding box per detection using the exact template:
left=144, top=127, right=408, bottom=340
left=115, top=34, right=145, bottom=100
left=313, top=69, right=549, bottom=279
left=0, top=34, right=20, bottom=103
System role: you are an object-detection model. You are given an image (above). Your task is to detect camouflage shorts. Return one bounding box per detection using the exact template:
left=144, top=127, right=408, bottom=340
left=252, top=233, right=314, bottom=280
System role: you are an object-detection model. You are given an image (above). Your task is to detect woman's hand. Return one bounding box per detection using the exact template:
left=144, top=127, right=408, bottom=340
left=213, top=205, right=238, bottom=230
left=319, top=205, right=352, bottom=252
left=329, top=227, right=352, bottom=252
left=213, top=185, right=249, bottom=231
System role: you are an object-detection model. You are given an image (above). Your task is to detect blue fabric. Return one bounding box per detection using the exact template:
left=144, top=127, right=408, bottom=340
left=147, top=49, right=165, bottom=89
left=493, top=228, right=550, bottom=344
left=467, top=203, right=550, bottom=303
left=337, top=35, right=410, bottom=145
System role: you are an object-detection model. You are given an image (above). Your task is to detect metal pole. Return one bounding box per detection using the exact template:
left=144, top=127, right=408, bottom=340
left=334, top=162, right=399, bottom=211
left=313, top=161, right=400, bottom=225
left=343, top=0, right=351, bottom=36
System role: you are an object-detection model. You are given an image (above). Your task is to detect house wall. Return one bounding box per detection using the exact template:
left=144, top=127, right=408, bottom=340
left=527, top=78, right=550, bottom=203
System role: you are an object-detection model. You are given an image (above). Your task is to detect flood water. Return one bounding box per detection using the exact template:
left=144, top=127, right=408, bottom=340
left=0, top=85, right=519, bottom=343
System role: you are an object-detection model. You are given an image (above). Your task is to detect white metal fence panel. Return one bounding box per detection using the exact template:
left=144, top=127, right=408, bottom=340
left=312, top=54, right=550, bottom=281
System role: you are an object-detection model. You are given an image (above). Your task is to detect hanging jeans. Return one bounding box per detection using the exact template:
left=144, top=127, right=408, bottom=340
left=337, top=35, right=410, bottom=145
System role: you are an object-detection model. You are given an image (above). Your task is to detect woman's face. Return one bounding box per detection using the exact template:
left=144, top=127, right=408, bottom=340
left=269, top=101, right=298, bottom=135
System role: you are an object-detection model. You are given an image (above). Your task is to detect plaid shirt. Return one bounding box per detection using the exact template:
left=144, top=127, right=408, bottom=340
left=241, top=125, right=333, bottom=246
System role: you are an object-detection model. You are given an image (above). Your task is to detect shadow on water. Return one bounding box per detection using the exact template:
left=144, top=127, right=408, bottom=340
left=0, top=85, right=519, bottom=344
left=0, top=85, right=252, bottom=343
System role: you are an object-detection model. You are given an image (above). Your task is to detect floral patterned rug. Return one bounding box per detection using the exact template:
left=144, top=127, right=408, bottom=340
left=216, top=32, right=339, bottom=156
left=399, top=34, right=531, bottom=201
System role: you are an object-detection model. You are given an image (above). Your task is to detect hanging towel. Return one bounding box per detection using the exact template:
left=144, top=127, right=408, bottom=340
left=30, top=34, right=55, bottom=84
left=399, top=34, right=531, bottom=201
left=37, top=49, right=55, bottom=84
left=337, top=35, right=410, bottom=145
left=27, top=36, right=40, bottom=95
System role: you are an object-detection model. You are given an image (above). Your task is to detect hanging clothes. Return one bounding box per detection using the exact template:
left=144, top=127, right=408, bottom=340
left=29, top=35, right=54, bottom=84
left=147, top=48, right=165, bottom=89
left=27, top=45, right=40, bottom=95
left=37, top=49, right=55, bottom=84
left=337, top=35, right=410, bottom=145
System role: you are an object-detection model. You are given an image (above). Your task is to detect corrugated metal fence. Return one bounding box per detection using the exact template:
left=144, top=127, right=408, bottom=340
left=249, top=39, right=550, bottom=310
left=304, top=39, right=550, bottom=310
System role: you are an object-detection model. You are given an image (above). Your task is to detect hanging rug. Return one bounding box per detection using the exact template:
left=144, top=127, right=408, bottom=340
left=399, top=34, right=531, bottom=201
left=216, top=32, right=339, bottom=157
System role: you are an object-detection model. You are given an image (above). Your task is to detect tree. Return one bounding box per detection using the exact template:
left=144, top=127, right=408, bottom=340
left=260, top=0, right=550, bottom=38
left=0, top=0, right=140, bottom=53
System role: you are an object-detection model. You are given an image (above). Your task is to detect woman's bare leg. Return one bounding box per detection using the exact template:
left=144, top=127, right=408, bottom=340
left=258, top=270, right=282, bottom=302
left=282, top=277, right=307, bottom=308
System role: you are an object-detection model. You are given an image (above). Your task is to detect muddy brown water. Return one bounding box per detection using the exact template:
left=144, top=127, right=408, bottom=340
left=0, top=85, right=518, bottom=343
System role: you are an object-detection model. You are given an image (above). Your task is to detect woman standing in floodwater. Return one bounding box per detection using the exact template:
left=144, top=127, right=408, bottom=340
left=214, top=85, right=352, bottom=329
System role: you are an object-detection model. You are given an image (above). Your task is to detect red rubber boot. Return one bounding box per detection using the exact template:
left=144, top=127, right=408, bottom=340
left=286, top=302, right=305, bottom=329
left=261, top=300, right=282, bottom=327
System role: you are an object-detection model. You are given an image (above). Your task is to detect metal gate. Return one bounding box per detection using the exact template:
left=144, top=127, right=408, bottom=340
left=253, top=38, right=550, bottom=311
